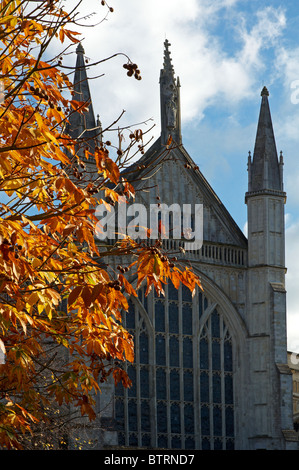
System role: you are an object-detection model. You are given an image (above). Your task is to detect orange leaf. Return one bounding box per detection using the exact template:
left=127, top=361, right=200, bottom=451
left=68, top=286, right=83, bottom=307
left=81, top=285, right=92, bottom=308
left=59, top=28, right=65, bottom=43
left=118, top=274, right=137, bottom=298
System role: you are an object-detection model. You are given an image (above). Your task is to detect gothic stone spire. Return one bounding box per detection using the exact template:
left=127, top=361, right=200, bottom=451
left=66, top=43, right=99, bottom=156
left=159, top=39, right=182, bottom=145
left=248, top=87, right=283, bottom=192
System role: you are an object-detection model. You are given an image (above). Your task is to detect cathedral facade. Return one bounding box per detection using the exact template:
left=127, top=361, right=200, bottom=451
left=69, top=41, right=298, bottom=450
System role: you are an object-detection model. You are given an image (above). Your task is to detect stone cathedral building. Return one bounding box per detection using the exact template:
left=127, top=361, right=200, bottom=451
left=68, top=41, right=299, bottom=450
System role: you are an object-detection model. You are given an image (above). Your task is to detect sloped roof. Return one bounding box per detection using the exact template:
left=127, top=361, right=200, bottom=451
left=122, top=137, right=248, bottom=248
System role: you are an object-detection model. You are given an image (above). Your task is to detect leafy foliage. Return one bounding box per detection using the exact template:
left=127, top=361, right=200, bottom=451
left=0, top=0, right=201, bottom=449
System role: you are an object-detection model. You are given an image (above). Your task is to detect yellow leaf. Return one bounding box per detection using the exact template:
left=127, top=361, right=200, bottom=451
left=37, top=303, right=44, bottom=314
left=35, top=112, right=44, bottom=130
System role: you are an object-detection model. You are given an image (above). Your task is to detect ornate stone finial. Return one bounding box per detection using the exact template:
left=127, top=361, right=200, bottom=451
left=261, top=86, right=269, bottom=97
left=163, top=39, right=175, bottom=76
left=76, top=42, right=85, bottom=55
left=160, top=39, right=181, bottom=144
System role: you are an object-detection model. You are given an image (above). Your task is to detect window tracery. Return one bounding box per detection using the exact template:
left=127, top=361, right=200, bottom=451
left=115, top=283, right=234, bottom=449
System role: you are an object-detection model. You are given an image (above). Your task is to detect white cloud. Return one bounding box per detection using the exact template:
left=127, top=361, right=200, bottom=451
left=234, top=6, right=286, bottom=80
left=52, top=1, right=299, bottom=348
left=58, top=1, right=287, bottom=138
left=276, top=46, right=299, bottom=89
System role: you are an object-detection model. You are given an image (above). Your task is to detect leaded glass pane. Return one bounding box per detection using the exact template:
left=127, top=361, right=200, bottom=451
left=115, top=399, right=124, bottom=430
left=182, top=304, right=192, bottom=335
left=213, top=374, right=221, bottom=403
left=225, top=374, right=233, bottom=404
left=157, top=402, right=167, bottom=432
left=128, top=400, right=137, bottom=431
left=158, top=435, right=168, bottom=448
left=140, top=368, right=149, bottom=398
left=202, top=438, right=210, bottom=450
left=171, top=436, right=181, bottom=449
left=169, top=303, right=179, bottom=334
left=115, top=378, right=124, bottom=397
left=156, top=368, right=166, bottom=400
left=211, top=310, right=220, bottom=338
left=183, top=337, right=193, bottom=368
left=129, top=433, right=138, bottom=446
left=213, top=406, right=222, bottom=436
left=169, top=336, right=179, bottom=367
left=126, top=301, right=135, bottom=329
left=214, top=438, right=222, bottom=450
left=156, top=335, right=166, bottom=365
left=141, top=401, right=150, bottom=431
left=184, top=371, right=193, bottom=401
left=185, top=437, right=195, bottom=449
left=200, top=372, right=209, bottom=403
left=170, top=370, right=180, bottom=401
left=200, top=338, right=209, bottom=369
left=171, top=403, right=181, bottom=433
left=140, top=332, right=149, bottom=364
left=142, top=434, right=151, bottom=447
left=184, top=404, right=194, bottom=433
left=155, top=300, right=165, bottom=332
left=212, top=340, right=221, bottom=370
left=224, top=340, right=233, bottom=371
left=168, top=281, right=178, bottom=300
left=201, top=405, right=210, bottom=435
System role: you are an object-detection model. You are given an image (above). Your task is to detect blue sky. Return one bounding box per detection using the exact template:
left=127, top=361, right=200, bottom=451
left=64, top=0, right=299, bottom=350
left=17, top=0, right=299, bottom=349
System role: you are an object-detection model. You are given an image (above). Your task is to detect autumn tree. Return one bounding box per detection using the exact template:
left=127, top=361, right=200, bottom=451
left=0, top=0, right=201, bottom=449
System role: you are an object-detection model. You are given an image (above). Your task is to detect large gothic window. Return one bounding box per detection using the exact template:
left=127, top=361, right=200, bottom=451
left=115, top=282, right=235, bottom=450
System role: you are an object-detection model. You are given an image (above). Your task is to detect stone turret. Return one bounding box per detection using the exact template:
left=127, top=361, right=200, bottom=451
left=247, top=86, right=283, bottom=193
left=159, top=39, right=182, bottom=146
left=246, top=87, right=286, bottom=268
left=245, top=88, right=293, bottom=449
left=66, top=43, right=101, bottom=160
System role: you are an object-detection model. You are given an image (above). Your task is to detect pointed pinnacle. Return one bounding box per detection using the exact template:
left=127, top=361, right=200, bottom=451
left=261, top=86, right=269, bottom=97
left=76, top=42, right=85, bottom=55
